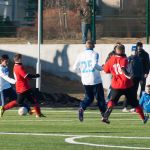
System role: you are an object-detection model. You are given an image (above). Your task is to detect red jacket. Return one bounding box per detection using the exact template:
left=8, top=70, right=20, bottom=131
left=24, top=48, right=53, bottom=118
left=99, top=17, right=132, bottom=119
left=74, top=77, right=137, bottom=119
left=104, top=55, right=133, bottom=89
left=13, top=63, right=30, bottom=93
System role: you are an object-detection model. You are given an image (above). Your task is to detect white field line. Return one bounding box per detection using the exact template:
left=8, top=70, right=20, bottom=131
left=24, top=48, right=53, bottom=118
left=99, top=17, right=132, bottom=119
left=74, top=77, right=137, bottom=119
left=0, top=132, right=150, bottom=149
left=65, top=136, right=150, bottom=150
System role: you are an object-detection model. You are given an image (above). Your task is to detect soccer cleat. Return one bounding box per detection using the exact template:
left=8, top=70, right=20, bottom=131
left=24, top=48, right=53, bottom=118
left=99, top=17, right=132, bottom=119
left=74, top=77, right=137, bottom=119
left=101, top=117, right=110, bottom=124
left=29, top=108, right=36, bottom=115
left=36, top=113, right=46, bottom=118
left=122, top=108, right=129, bottom=113
left=78, top=108, right=84, bottom=122
left=129, top=108, right=136, bottom=113
left=143, top=115, right=149, bottom=124
left=0, top=106, right=5, bottom=117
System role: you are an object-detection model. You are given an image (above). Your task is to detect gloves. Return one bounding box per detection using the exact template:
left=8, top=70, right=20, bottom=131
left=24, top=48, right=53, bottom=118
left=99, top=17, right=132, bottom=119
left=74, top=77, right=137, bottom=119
left=36, top=74, right=40, bottom=78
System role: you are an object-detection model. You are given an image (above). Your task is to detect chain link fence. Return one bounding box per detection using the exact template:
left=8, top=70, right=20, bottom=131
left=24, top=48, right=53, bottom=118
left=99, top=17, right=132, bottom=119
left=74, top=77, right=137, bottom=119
left=0, top=0, right=148, bottom=42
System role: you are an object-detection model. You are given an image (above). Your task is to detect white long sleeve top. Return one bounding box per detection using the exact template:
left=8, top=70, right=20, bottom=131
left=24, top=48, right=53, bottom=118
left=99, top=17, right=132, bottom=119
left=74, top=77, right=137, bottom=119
left=73, top=49, right=103, bottom=85
left=0, top=64, right=16, bottom=91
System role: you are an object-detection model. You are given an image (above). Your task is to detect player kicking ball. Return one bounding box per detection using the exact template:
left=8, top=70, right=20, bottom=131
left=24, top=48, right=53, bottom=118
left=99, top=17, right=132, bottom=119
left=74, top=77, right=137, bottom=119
left=103, top=44, right=149, bottom=124
left=13, top=53, right=45, bottom=118
left=0, top=54, right=31, bottom=117
left=73, top=40, right=107, bottom=122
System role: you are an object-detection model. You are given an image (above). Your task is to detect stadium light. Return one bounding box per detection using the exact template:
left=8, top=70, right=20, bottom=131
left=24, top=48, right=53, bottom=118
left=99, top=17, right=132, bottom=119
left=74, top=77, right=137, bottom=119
left=36, top=0, right=42, bottom=90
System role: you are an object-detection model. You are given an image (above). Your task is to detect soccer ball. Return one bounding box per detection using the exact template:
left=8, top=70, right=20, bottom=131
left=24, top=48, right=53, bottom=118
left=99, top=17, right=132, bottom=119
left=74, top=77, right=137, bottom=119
left=18, top=107, right=28, bottom=116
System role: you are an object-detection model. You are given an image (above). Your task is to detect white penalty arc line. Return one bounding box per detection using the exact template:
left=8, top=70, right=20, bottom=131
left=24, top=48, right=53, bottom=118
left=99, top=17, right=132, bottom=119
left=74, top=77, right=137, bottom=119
left=65, top=136, right=150, bottom=150
left=0, top=132, right=150, bottom=149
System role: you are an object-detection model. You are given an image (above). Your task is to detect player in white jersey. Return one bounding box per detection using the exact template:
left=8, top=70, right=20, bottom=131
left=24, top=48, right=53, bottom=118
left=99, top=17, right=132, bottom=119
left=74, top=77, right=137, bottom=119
left=73, top=40, right=107, bottom=122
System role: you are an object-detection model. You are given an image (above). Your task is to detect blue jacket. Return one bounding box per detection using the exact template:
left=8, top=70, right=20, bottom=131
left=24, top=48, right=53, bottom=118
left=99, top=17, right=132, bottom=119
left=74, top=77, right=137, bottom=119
left=139, top=93, right=150, bottom=113
left=127, top=55, right=143, bottom=79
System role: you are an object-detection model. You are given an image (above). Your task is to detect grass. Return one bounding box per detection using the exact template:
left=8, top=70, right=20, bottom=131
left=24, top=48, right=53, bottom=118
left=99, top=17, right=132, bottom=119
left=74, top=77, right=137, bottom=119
left=0, top=108, right=150, bottom=150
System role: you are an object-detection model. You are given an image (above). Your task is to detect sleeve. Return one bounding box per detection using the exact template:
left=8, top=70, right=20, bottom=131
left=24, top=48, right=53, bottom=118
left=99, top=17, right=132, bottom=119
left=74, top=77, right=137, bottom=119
left=120, top=57, right=128, bottom=68
left=103, top=59, right=111, bottom=73
left=0, top=71, right=16, bottom=84
left=72, top=56, right=80, bottom=73
left=19, top=66, right=28, bottom=78
left=93, top=53, right=103, bottom=71
left=145, top=53, right=150, bottom=74
left=139, top=94, right=145, bottom=107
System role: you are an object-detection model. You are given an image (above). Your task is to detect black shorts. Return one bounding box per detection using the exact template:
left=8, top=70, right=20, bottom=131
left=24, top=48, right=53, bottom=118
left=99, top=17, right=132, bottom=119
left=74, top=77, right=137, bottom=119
left=111, top=87, right=139, bottom=108
left=17, top=89, right=37, bottom=106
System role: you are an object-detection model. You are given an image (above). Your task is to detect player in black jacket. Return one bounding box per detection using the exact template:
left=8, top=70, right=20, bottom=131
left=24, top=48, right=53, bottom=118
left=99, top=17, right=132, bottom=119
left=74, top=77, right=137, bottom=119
left=136, top=42, right=150, bottom=97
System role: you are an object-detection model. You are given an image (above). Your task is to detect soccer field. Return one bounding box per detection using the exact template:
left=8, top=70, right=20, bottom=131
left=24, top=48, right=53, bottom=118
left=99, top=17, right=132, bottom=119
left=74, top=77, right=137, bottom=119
left=0, top=108, right=150, bottom=150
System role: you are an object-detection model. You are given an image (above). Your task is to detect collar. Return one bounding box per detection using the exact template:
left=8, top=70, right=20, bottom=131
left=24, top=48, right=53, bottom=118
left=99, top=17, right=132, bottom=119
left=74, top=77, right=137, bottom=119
left=85, top=48, right=93, bottom=51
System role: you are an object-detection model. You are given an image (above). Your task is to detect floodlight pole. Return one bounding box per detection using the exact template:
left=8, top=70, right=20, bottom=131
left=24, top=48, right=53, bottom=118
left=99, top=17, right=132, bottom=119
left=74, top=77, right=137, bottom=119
left=36, top=0, right=43, bottom=90
left=89, top=0, right=96, bottom=43
left=146, top=0, right=149, bottom=44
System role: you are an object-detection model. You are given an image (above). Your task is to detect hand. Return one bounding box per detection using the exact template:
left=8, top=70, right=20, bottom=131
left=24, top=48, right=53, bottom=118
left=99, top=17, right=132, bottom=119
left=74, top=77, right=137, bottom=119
left=36, top=74, right=40, bottom=78
left=144, top=74, right=148, bottom=78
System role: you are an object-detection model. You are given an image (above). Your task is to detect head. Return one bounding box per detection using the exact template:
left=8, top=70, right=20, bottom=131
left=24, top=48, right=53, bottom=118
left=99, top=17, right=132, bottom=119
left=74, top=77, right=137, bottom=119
left=0, top=54, right=9, bottom=66
left=136, top=42, right=143, bottom=51
left=131, top=46, right=138, bottom=55
left=145, top=85, right=150, bottom=94
left=86, top=40, right=95, bottom=50
left=115, top=44, right=125, bottom=55
left=113, top=42, right=122, bottom=52
left=14, top=53, right=22, bottom=63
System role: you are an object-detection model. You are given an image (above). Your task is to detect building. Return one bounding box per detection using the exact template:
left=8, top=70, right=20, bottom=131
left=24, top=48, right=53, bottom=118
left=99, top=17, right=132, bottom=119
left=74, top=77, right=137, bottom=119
left=0, top=0, right=37, bottom=26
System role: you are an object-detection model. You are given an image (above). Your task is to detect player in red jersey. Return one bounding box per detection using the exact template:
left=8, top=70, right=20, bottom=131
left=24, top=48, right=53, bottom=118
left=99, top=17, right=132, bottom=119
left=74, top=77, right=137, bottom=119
left=102, top=44, right=149, bottom=124
left=13, top=53, right=45, bottom=118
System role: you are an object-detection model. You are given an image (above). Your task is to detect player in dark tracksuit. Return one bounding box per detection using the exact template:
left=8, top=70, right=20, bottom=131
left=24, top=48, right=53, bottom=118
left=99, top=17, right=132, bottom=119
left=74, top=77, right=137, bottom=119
left=122, top=46, right=143, bottom=111
left=136, top=42, right=150, bottom=97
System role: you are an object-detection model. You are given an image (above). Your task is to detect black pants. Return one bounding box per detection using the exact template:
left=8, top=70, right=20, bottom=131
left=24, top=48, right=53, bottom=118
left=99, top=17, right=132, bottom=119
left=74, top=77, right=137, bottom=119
left=80, top=83, right=106, bottom=113
left=111, top=87, right=139, bottom=108
left=123, top=77, right=140, bottom=108
left=139, top=77, right=146, bottom=98
left=17, top=89, right=38, bottom=108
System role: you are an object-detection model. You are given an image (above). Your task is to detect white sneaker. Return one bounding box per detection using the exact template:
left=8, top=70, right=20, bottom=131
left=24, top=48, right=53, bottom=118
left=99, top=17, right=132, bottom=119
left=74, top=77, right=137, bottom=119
left=122, top=108, right=129, bottom=112
left=130, top=108, right=136, bottom=113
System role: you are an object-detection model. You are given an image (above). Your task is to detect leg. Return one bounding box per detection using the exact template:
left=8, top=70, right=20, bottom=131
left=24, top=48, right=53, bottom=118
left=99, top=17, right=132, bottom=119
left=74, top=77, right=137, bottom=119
left=140, top=77, right=146, bottom=97
left=94, top=83, right=106, bottom=116
left=102, top=88, right=122, bottom=124
left=25, top=90, right=44, bottom=117
left=80, top=85, right=94, bottom=110
left=3, top=88, right=18, bottom=111
left=79, top=85, right=94, bottom=122
left=125, top=87, right=148, bottom=124
left=81, top=23, right=88, bottom=44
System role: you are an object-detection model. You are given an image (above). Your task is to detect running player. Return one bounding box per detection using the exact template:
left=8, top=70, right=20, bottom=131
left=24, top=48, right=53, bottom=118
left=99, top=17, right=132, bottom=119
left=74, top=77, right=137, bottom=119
left=102, top=44, right=149, bottom=124
left=73, top=40, right=107, bottom=122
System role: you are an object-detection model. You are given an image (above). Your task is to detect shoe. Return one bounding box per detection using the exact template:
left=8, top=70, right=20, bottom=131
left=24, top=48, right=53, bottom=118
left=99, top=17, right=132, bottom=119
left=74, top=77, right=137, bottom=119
left=79, top=108, right=84, bottom=122
left=29, top=108, right=36, bottom=115
left=36, top=113, right=46, bottom=118
left=101, top=117, right=110, bottom=124
left=0, top=106, right=5, bottom=117
left=129, top=108, right=136, bottom=113
left=143, top=115, right=149, bottom=124
left=122, top=108, right=129, bottom=113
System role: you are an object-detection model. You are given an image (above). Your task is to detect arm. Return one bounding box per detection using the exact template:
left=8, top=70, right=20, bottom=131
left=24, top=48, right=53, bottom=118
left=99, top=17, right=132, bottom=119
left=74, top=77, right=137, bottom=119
left=103, top=59, right=111, bottom=73
left=0, top=72, right=16, bottom=84
left=72, top=56, right=80, bottom=73
left=26, top=74, right=40, bottom=79
left=121, top=67, right=132, bottom=79
left=93, top=53, right=103, bottom=71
